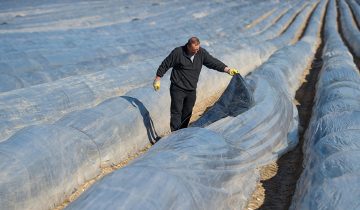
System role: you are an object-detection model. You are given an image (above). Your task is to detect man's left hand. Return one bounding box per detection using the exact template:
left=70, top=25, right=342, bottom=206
left=225, top=67, right=239, bottom=76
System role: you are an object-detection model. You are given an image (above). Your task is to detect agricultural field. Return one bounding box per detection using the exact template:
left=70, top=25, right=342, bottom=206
left=0, top=0, right=359, bottom=209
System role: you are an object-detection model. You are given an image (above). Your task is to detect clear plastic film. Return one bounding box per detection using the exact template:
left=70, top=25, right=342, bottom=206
left=66, top=1, right=328, bottom=209
left=290, top=0, right=360, bottom=209
left=0, top=0, right=328, bottom=209
left=0, top=0, right=315, bottom=142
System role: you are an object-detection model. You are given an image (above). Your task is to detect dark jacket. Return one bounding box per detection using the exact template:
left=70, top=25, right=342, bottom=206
left=156, top=45, right=227, bottom=91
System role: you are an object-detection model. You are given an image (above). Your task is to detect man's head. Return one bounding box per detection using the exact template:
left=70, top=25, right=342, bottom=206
left=186, top=37, right=200, bottom=55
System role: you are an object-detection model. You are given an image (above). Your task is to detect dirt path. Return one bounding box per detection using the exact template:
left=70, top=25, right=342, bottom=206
left=245, top=30, right=323, bottom=210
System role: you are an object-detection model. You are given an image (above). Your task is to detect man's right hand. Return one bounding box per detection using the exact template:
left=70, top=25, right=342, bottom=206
left=153, top=78, right=161, bottom=91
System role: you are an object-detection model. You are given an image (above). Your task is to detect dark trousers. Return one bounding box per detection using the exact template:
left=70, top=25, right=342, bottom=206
left=170, top=84, right=196, bottom=131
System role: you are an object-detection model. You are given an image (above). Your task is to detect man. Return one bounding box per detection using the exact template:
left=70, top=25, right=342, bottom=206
left=153, top=37, right=239, bottom=131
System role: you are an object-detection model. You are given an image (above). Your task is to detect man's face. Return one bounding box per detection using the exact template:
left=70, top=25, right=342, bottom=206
left=188, top=43, right=200, bottom=55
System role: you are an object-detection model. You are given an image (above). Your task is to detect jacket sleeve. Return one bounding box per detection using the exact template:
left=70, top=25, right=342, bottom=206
left=156, top=48, right=177, bottom=77
left=202, top=48, right=227, bottom=72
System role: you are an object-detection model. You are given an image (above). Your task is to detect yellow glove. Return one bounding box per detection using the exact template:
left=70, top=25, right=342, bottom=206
left=228, top=68, right=239, bottom=76
left=153, top=79, right=160, bottom=91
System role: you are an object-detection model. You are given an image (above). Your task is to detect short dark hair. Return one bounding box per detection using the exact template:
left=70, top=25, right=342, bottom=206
left=187, top=37, right=200, bottom=46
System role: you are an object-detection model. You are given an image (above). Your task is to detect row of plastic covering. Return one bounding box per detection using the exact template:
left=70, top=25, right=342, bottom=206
left=0, top=1, right=324, bottom=209
left=290, top=0, right=360, bottom=209
left=237, top=1, right=308, bottom=47
left=224, top=1, right=314, bottom=76
left=346, top=0, right=360, bottom=27
left=224, top=0, right=305, bottom=47
left=65, top=1, right=328, bottom=209
left=0, top=0, right=315, bottom=142
left=339, top=0, right=360, bottom=56
left=239, top=4, right=292, bottom=37
left=0, top=0, right=286, bottom=93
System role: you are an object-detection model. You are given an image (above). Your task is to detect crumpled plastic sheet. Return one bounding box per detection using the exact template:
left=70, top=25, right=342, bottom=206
left=191, top=74, right=254, bottom=128
left=0, top=0, right=281, bottom=93
left=290, top=0, right=360, bottom=209
left=339, top=0, right=360, bottom=57
left=65, top=1, right=327, bottom=209
left=0, top=0, right=315, bottom=142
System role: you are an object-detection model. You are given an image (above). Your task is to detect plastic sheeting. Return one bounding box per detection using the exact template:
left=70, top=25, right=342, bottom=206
left=0, top=1, right=308, bottom=209
left=3, top=0, right=326, bottom=208
left=0, top=0, right=315, bottom=142
left=339, top=0, right=360, bottom=57
left=67, top=128, right=261, bottom=210
left=65, top=75, right=295, bottom=210
left=240, top=4, right=292, bottom=37
left=238, top=1, right=309, bottom=47
left=0, top=0, right=330, bottom=209
left=0, top=0, right=282, bottom=93
left=346, top=0, right=360, bottom=27
left=0, top=125, right=100, bottom=210
left=191, top=74, right=254, bottom=128
left=66, top=1, right=327, bottom=209
left=222, top=1, right=316, bottom=77
left=290, top=0, right=360, bottom=209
